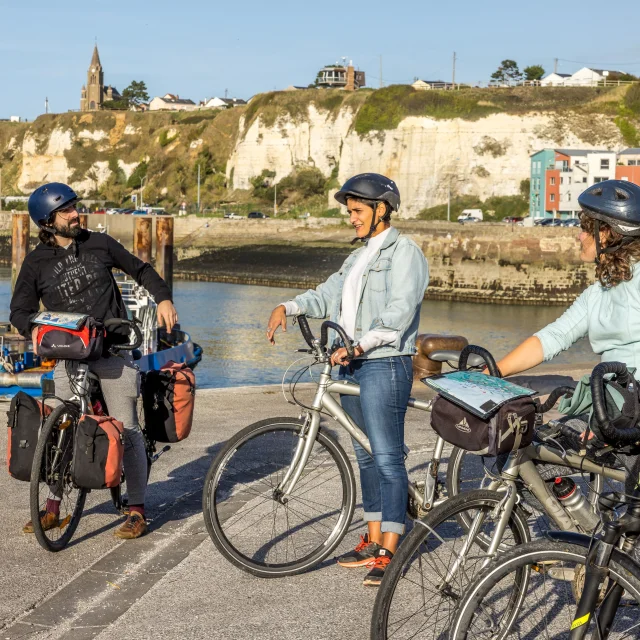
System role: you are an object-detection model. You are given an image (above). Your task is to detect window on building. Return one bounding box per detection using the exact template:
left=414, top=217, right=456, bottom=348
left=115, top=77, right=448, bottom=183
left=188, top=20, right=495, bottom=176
left=594, top=177, right=606, bottom=183
left=550, top=194, right=555, bottom=202
left=583, top=177, right=587, bottom=183
left=630, top=160, right=637, bottom=166
left=561, top=177, right=564, bottom=184
left=600, top=159, right=610, bottom=170
left=568, top=177, right=572, bottom=184
left=550, top=177, right=556, bottom=185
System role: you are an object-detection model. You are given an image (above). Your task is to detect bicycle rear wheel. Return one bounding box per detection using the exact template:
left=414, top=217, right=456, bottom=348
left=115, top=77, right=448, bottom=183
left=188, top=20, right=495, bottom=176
left=202, top=417, right=356, bottom=577
left=371, top=489, right=531, bottom=640
left=450, top=539, right=640, bottom=639
left=29, top=403, right=87, bottom=552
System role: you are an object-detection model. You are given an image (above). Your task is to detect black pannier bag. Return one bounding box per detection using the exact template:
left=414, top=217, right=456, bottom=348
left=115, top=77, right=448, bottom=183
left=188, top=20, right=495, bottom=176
left=71, top=415, right=124, bottom=490
left=6, top=391, right=51, bottom=481
left=430, top=395, right=539, bottom=456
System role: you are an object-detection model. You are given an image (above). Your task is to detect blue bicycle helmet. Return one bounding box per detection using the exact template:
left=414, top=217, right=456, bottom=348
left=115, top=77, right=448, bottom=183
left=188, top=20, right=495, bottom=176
left=28, top=182, right=79, bottom=229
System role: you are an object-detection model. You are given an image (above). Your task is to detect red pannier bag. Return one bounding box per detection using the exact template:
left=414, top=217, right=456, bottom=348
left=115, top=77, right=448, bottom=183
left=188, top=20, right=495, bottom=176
left=72, top=415, right=124, bottom=489
left=142, top=361, right=196, bottom=443
left=36, top=317, right=105, bottom=361
left=6, top=391, right=52, bottom=481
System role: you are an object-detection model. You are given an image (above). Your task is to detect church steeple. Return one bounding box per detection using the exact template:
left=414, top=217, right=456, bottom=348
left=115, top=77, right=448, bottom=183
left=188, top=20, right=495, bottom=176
left=82, top=43, right=105, bottom=110
left=90, top=44, right=101, bottom=69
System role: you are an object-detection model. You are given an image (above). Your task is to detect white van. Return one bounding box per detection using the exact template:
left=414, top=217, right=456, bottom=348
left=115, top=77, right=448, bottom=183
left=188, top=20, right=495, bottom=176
left=457, top=209, right=483, bottom=223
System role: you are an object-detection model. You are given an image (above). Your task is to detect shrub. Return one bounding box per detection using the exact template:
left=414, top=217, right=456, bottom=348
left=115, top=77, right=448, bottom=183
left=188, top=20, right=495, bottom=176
left=418, top=194, right=528, bottom=221
left=126, top=161, right=148, bottom=189
left=624, top=84, right=640, bottom=115
left=615, top=116, right=640, bottom=147
left=158, top=129, right=178, bottom=147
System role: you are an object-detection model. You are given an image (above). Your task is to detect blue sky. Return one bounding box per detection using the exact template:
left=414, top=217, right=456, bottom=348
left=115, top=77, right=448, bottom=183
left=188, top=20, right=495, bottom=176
left=2, top=0, right=640, bottom=120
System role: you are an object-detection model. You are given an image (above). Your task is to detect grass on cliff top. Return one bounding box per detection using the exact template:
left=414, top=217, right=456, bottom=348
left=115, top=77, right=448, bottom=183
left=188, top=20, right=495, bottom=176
left=353, top=84, right=626, bottom=135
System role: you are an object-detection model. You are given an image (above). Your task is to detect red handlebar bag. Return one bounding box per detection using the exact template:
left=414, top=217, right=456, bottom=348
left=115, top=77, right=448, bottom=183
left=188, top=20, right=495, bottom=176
left=36, top=318, right=105, bottom=361
left=72, top=415, right=124, bottom=489
left=142, top=361, right=196, bottom=443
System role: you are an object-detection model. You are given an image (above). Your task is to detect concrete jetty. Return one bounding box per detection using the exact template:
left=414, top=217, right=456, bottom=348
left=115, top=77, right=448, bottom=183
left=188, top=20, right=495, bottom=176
left=0, top=366, right=589, bottom=639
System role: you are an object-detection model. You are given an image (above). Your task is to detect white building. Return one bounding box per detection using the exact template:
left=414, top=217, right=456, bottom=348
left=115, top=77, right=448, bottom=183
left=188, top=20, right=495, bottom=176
left=149, top=94, right=197, bottom=112
left=202, top=97, right=247, bottom=109
left=566, top=67, right=618, bottom=87
left=620, top=148, right=640, bottom=166
left=540, top=73, right=571, bottom=87
left=412, top=79, right=455, bottom=90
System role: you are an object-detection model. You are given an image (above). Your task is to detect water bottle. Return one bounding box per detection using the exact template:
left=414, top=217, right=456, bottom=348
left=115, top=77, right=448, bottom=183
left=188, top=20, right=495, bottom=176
left=552, top=477, right=600, bottom=533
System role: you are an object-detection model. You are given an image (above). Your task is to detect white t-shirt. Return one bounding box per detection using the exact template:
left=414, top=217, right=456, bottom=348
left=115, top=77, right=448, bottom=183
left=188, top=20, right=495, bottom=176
left=283, top=228, right=398, bottom=353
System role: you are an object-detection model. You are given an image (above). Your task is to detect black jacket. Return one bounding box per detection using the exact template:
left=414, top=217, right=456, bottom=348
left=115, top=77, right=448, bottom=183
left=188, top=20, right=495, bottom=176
left=10, top=230, right=172, bottom=340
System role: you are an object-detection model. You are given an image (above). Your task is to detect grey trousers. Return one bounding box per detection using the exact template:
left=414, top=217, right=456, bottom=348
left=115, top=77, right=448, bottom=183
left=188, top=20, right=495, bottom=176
left=52, top=354, right=147, bottom=505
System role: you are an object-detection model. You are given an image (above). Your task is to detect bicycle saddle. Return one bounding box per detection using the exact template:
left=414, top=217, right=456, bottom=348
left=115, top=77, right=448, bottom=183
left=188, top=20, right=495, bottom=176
left=428, top=350, right=486, bottom=368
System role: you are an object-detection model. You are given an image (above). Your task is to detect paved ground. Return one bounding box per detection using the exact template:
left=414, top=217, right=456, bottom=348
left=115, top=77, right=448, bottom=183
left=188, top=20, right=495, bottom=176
left=0, top=368, right=586, bottom=640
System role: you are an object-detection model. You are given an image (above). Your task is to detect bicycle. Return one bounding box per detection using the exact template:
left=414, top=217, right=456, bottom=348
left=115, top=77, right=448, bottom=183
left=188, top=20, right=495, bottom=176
left=29, top=318, right=167, bottom=552
left=202, top=316, right=531, bottom=578
left=370, top=370, right=630, bottom=639
left=448, top=361, right=640, bottom=639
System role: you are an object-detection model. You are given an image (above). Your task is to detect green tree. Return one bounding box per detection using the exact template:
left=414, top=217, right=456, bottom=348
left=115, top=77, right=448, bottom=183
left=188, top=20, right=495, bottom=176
left=122, top=81, right=149, bottom=106
left=523, top=65, right=545, bottom=82
left=491, top=60, right=522, bottom=85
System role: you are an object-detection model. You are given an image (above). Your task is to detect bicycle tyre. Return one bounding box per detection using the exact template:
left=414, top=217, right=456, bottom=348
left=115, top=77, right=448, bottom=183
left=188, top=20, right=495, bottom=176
left=371, top=489, right=531, bottom=640
left=203, top=417, right=356, bottom=578
left=449, top=539, right=640, bottom=639
left=30, top=403, right=87, bottom=552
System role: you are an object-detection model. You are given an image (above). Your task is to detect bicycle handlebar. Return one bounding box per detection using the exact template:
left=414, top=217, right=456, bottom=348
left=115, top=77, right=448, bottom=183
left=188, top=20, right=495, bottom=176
left=590, top=361, right=640, bottom=446
left=538, top=386, right=575, bottom=413
left=104, top=318, right=143, bottom=352
left=458, top=345, right=501, bottom=378
left=296, top=315, right=355, bottom=360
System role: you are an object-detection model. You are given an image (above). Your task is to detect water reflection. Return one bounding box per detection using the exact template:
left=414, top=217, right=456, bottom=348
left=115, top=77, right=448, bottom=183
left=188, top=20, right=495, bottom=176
left=0, top=272, right=595, bottom=389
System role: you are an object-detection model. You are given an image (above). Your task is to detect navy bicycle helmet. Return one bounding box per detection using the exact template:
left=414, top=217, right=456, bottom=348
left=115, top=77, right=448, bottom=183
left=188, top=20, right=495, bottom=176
left=28, top=182, right=79, bottom=229
left=578, top=180, right=640, bottom=236
left=334, top=173, right=401, bottom=211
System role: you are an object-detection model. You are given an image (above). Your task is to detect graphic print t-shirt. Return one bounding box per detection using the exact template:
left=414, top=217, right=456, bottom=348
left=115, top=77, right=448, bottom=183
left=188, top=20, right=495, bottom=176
left=10, top=230, right=172, bottom=340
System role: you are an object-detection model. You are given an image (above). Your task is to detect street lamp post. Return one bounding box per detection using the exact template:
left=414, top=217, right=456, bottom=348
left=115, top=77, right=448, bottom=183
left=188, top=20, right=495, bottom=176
left=140, top=176, right=147, bottom=209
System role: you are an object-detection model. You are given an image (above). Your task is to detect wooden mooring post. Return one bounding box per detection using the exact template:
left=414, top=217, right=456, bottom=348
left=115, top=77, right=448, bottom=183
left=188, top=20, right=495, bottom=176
left=134, top=217, right=153, bottom=264
left=155, top=216, right=174, bottom=292
left=11, top=213, right=30, bottom=292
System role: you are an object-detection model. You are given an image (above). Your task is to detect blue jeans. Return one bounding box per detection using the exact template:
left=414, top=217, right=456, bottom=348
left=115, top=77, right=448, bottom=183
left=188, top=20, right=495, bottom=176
left=339, top=356, right=413, bottom=535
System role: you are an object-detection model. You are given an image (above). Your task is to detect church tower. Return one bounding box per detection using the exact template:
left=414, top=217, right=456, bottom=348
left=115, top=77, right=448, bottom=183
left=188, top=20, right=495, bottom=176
left=80, top=45, right=104, bottom=111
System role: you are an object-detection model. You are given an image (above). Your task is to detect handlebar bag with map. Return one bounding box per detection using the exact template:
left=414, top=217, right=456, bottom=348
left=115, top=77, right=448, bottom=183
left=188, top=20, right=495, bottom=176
left=34, top=314, right=105, bottom=362
left=72, top=415, right=124, bottom=489
left=6, top=392, right=52, bottom=481
left=425, top=372, right=539, bottom=456
left=142, top=361, right=196, bottom=443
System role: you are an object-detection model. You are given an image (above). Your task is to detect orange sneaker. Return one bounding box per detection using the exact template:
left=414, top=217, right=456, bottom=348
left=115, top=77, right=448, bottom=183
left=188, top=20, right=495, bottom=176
left=337, top=534, right=381, bottom=568
left=22, top=511, right=60, bottom=534
left=114, top=513, right=148, bottom=540
left=363, top=548, right=393, bottom=587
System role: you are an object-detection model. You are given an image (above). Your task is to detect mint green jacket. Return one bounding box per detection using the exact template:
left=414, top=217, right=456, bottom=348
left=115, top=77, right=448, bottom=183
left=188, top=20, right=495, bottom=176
left=535, top=263, right=640, bottom=368
left=292, top=227, right=429, bottom=358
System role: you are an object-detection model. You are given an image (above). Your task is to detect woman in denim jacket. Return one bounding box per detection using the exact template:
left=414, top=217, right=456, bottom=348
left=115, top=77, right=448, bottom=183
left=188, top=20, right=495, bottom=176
left=267, top=173, right=429, bottom=586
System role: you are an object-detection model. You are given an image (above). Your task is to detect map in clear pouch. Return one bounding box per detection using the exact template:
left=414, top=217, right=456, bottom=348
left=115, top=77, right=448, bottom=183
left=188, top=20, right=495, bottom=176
left=32, top=311, right=89, bottom=331
left=422, top=370, right=536, bottom=419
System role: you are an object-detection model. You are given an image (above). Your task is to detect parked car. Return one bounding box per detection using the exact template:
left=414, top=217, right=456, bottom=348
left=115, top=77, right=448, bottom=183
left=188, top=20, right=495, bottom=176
left=132, top=210, right=148, bottom=215
left=457, top=208, right=483, bottom=222
left=106, top=208, right=119, bottom=215
left=458, top=214, right=480, bottom=224
left=537, top=218, right=563, bottom=227
left=248, top=211, right=269, bottom=219
left=504, top=216, right=524, bottom=224
left=93, top=209, right=106, bottom=214
left=563, top=218, right=580, bottom=227
left=224, top=212, right=245, bottom=220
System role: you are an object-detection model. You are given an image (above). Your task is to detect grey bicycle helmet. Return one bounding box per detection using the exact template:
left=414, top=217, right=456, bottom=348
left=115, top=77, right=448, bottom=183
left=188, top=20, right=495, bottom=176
left=578, top=180, right=640, bottom=262
left=578, top=180, right=640, bottom=236
left=335, top=173, right=400, bottom=243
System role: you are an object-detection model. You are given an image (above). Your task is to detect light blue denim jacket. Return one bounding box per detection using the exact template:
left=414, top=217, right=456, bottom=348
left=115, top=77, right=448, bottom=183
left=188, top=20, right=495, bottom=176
left=291, top=227, right=429, bottom=359
left=535, top=263, right=640, bottom=369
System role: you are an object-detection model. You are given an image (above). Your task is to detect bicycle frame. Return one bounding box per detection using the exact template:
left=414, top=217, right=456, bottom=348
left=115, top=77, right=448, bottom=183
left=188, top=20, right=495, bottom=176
left=277, top=361, right=434, bottom=509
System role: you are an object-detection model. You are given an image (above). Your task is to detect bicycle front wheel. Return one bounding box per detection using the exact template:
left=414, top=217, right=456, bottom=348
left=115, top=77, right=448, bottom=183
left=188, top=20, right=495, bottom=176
left=30, top=403, right=87, bottom=552
left=202, top=417, right=356, bottom=577
left=450, top=539, right=640, bottom=639
left=371, top=489, right=531, bottom=640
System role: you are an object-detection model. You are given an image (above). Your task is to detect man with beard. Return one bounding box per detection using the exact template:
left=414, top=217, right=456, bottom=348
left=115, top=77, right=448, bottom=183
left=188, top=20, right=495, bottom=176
left=10, top=182, right=177, bottom=539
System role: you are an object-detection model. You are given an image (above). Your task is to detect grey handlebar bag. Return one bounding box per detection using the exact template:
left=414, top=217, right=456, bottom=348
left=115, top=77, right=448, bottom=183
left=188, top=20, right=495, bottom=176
left=430, top=395, right=539, bottom=457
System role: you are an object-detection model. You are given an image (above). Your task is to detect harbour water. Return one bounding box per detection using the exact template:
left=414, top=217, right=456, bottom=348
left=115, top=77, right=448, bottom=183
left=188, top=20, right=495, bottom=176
left=0, top=274, right=595, bottom=389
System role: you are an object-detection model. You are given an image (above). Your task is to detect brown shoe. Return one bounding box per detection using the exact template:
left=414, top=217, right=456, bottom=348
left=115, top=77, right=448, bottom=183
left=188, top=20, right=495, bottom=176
left=23, top=511, right=60, bottom=534
left=114, top=513, right=148, bottom=540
